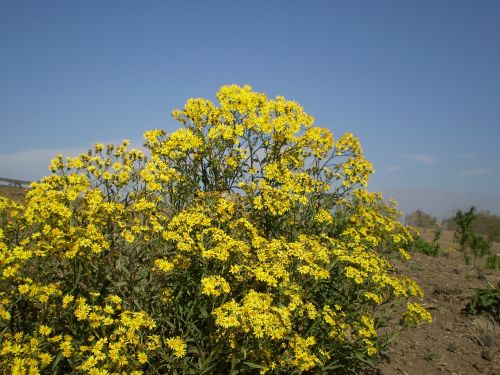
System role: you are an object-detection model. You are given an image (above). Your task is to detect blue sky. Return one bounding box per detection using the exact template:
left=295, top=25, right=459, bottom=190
left=0, top=1, right=499, bottom=215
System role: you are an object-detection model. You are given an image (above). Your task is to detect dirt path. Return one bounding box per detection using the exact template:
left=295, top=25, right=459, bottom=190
left=377, top=228, right=500, bottom=375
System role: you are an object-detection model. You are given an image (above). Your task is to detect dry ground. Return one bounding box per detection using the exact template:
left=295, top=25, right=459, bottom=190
left=376, top=227, right=500, bottom=375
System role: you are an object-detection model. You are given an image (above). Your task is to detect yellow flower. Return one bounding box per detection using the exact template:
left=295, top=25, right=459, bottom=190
left=39, top=352, right=52, bottom=365
left=18, top=284, right=30, bottom=294
left=122, top=231, right=135, bottom=243
left=60, top=340, right=73, bottom=357
left=404, top=302, right=432, bottom=324
left=74, top=303, right=91, bottom=320
left=166, top=336, right=187, bottom=358
left=201, top=275, right=231, bottom=297
left=107, top=295, right=122, bottom=305
left=154, top=258, right=175, bottom=273
left=137, top=352, right=148, bottom=364
left=103, top=305, right=114, bottom=314
left=39, top=325, right=52, bottom=336
left=399, top=248, right=411, bottom=260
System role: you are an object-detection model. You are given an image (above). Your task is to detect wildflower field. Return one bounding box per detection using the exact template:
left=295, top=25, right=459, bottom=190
left=0, top=85, right=431, bottom=374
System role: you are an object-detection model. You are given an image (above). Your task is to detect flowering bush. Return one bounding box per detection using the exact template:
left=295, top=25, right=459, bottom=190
left=0, top=85, right=430, bottom=374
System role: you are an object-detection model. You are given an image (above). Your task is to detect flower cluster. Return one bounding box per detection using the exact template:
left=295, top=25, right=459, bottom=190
left=0, top=85, right=430, bottom=373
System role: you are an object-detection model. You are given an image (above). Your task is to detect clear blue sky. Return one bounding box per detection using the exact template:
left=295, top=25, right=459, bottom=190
left=1, top=0, right=499, bottom=204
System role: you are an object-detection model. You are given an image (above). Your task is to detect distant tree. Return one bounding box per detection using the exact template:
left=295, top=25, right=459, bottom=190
left=405, top=209, right=437, bottom=228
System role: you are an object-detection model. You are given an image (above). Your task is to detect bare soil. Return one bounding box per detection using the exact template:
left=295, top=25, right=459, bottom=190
left=377, top=227, right=500, bottom=375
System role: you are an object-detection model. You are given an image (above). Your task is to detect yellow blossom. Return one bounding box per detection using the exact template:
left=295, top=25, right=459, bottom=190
left=165, top=336, right=187, bottom=358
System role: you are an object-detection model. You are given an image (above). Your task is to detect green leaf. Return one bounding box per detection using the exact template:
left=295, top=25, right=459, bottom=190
left=243, top=361, right=267, bottom=369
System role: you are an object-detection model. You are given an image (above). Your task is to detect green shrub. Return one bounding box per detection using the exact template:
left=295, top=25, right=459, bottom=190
left=465, top=287, right=500, bottom=322
left=453, top=207, right=476, bottom=253
left=411, top=228, right=440, bottom=257
left=0, top=85, right=430, bottom=374
left=450, top=207, right=493, bottom=269
left=486, top=254, right=500, bottom=271
left=466, top=232, right=491, bottom=271
left=469, top=234, right=492, bottom=260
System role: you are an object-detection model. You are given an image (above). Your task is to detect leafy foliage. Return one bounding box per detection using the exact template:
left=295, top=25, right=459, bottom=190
left=412, top=231, right=440, bottom=257
left=449, top=207, right=494, bottom=269
left=0, top=85, right=430, bottom=374
left=468, top=234, right=492, bottom=259
left=453, top=207, right=476, bottom=253
left=464, top=287, right=500, bottom=322
left=486, top=254, right=500, bottom=271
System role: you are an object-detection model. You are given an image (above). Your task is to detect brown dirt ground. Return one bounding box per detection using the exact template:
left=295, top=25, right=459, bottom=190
left=376, top=227, right=500, bottom=375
